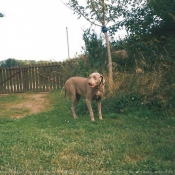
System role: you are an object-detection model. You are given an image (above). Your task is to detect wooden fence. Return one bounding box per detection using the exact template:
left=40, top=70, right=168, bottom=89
left=0, top=63, right=67, bottom=94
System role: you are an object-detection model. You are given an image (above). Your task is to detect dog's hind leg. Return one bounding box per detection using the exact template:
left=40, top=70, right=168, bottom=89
left=71, top=94, right=80, bottom=119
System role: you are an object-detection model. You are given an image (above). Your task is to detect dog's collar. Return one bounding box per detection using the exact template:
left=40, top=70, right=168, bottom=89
left=95, top=76, right=105, bottom=90
left=100, top=75, right=105, bottom=86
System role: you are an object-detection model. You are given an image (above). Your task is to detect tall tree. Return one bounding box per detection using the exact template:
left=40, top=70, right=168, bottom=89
left=64, top=0, right=128, bottom=86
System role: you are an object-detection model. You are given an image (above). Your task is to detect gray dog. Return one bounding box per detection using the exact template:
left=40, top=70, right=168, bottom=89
left=64, top=72, right=105, bottom=121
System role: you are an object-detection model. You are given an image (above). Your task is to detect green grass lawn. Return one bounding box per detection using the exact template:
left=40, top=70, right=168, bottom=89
left=0, top=91, right=175, bottom=174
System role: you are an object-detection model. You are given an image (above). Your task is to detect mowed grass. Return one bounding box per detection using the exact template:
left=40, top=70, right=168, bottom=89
left=0, top=91, right=175, bottom=174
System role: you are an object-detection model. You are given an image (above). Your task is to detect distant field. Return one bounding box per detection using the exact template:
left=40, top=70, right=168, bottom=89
left=0, top=91, right=174, bottom=174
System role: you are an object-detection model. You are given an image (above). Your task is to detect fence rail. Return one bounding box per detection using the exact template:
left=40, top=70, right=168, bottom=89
left=0, top=63, right=66, bottom=94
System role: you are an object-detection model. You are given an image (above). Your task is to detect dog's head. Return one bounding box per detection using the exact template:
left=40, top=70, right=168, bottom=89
left=88, top=73, right=105, bottom=88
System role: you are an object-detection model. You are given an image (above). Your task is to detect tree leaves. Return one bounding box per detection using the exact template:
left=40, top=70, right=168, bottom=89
left=0, top=13, right=4, bottom=17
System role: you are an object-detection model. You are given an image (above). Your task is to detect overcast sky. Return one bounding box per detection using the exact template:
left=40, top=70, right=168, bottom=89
left=0, top=0, right=125, bottom=62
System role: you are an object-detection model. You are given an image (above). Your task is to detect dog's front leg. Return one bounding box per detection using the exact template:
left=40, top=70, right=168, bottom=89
left=86, top=98, right=95, bottom=121
left=97, top=100, right=102, bottom=120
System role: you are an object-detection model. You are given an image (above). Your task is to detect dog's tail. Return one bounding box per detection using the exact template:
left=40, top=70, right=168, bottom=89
left=61, top=85, right=67, bottom=98
left=60, top=85, right=66, bottom=98
left=64, top=88, right=67, bottom=98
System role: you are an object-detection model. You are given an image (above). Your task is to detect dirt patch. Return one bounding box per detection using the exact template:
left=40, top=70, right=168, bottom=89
left=9, top=93, right=50, bottom=119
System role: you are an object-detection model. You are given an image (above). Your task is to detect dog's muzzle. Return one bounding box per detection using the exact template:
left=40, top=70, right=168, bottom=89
left=88, top=82, right=96, bottom=88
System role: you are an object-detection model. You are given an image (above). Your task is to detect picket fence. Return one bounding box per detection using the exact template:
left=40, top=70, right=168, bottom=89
left=0, top=63, right=67, bottom=94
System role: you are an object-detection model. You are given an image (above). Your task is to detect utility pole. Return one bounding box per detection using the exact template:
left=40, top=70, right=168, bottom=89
left=66, top=27, right=70, bottom=58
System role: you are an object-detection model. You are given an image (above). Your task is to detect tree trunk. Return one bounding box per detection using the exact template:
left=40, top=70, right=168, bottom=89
left=102, top=0, right=113, bottom=89
left=104, top=32, right=113, bottom=85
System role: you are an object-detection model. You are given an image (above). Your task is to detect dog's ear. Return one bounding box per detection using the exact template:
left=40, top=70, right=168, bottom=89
left=100, top=75, right=105, bottom=85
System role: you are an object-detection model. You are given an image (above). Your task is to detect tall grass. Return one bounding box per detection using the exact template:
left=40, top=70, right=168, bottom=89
left=98, top=56, right=175, bottom=115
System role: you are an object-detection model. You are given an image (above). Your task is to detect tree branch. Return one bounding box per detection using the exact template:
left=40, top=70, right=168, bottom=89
left=60, top=0, right=101, bottom=27
left=102, top=0, right=105, bottom=26
left=90, top=0, right=103, bottom=24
